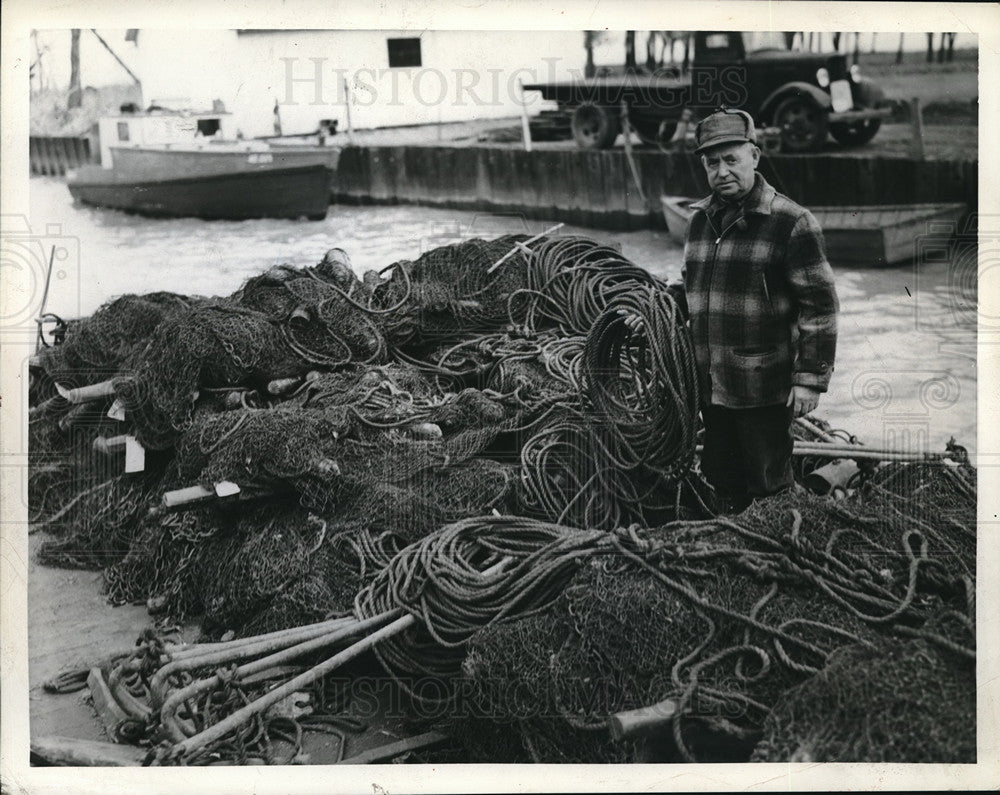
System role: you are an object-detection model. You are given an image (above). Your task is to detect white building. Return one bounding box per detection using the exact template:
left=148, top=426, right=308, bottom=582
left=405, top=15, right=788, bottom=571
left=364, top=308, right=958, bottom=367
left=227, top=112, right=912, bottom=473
left=127, top=29, right=589, bottom=138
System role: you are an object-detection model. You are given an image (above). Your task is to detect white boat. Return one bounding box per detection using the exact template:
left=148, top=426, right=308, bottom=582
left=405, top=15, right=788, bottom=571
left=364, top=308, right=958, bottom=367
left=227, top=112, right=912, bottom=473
left=67, top=107, right=341, bottom=221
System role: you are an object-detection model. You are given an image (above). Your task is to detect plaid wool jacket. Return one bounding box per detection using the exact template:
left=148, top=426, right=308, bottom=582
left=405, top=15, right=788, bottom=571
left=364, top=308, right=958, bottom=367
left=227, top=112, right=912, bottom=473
left=676, top=173, right=839, bottom=408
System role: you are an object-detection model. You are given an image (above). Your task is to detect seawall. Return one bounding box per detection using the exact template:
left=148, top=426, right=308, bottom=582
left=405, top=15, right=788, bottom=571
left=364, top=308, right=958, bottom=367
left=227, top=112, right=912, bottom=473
left=333, top=145, right=978, bottom=230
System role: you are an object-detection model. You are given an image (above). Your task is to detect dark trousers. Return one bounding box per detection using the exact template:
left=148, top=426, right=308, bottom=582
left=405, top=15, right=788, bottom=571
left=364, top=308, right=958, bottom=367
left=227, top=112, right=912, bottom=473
left=700, top=403, right=795, bottom=511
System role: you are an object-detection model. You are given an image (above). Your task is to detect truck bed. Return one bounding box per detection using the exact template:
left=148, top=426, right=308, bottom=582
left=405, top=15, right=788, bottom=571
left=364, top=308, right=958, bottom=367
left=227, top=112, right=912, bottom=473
left=522, top=74, right=690, bottom=105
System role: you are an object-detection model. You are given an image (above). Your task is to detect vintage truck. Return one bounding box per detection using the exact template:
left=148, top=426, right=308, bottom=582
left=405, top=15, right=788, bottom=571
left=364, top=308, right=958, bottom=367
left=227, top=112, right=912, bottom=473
left=523, top=31, right=892, bottom=152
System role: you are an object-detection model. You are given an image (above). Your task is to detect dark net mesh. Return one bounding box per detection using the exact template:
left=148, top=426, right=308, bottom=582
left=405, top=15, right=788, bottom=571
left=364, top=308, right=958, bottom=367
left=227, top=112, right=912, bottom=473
left=32, top=292, right=197, bottom=394
left=751, top=638, right=975, bottom=763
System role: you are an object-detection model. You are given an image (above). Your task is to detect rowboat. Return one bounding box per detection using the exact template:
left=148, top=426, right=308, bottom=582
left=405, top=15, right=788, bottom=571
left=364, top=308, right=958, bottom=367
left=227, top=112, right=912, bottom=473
left=66, top=107, right=341, bottom=221
left=660, top=195, right=967, bottom=266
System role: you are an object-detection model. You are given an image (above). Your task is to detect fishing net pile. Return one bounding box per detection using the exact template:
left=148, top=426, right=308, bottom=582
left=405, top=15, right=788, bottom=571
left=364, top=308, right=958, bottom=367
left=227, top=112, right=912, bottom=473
left=29, top=234, right=700, bottom=638
left=29, top=234, right=976, bottom=765
left=751, top=638, right=975, bottom=762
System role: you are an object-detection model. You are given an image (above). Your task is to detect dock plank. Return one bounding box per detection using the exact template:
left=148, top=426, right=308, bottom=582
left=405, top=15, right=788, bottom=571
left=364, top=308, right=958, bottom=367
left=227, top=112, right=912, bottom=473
left=28, top=531, right=162, bottom=748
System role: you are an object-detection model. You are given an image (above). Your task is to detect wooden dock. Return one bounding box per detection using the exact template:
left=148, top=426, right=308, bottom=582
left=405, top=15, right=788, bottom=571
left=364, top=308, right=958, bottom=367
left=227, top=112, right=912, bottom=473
left=334, top=145, right=977, bottom=231
left=28, top=531, right=154, bottom=746
left=32, top=134, right=977, bottom=234
left=29, top=136, right=96, bottom=176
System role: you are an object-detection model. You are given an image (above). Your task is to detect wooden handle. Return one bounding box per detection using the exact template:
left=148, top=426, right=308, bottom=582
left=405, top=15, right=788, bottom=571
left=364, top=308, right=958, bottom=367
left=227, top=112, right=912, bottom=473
left=93, top=435, right=129, bottom=455
left=162, top=484, right=215, bottom=509
left=55, top=378, right=117, bottom=404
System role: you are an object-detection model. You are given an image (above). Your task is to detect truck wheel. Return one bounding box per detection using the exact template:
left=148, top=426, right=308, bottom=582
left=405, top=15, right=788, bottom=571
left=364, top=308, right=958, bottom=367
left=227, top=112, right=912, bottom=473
left=773, top=95, right=828, bottom=153
left=830, top=117, right=882, bottom=147
left=571, top=103, right=619, bottom=149
left=631, top=119, right=679, bottom=147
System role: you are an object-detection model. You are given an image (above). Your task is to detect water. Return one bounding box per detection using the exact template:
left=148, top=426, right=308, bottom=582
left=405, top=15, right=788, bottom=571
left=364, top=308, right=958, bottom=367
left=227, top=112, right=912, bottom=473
left=27, top=176, right=977, bottom=457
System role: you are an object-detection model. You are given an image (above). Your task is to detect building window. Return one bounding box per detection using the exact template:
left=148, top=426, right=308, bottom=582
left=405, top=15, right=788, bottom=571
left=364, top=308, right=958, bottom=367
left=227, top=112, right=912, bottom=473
left=387, top=37, right=421, bottom=68
left=117, top=122, right=130, bottom=141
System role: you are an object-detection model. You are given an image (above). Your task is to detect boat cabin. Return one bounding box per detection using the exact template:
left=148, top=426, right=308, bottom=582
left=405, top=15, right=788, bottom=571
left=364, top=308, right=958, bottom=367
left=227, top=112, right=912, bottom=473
left=97, top=108, right=236, bottom=167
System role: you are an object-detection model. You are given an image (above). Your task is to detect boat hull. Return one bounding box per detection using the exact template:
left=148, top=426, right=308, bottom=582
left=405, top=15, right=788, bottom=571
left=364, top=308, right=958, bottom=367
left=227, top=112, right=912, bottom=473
left=660, top=195, right=693, bottom=246
left=106, top=145, right=341, bottom=180
left=660, top=196, right=967, bottom=266
left=68, top=164, right=332, bottom=221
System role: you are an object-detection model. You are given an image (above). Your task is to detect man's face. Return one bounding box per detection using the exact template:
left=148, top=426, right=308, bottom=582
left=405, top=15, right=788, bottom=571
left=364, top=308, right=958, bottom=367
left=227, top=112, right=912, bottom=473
left=701, top=142, right=760, bottom=201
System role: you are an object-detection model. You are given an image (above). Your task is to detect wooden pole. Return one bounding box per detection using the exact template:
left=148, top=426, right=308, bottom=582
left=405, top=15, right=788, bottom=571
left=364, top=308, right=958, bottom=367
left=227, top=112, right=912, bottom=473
left=89, top=29, right=142, bottom=88
left=54, top=377, right=116, bottom=404
left=910, top=97, right=925, bottom=160
left=518, top=79, right=533, bottom=153
left=158, top=614, right=394, bottom=740
left=487, top=222, right=564, bottom=273
left=621, top=100, right=647, bottom=205
left=793, top=415, right=839, bottom=444
left=165, top=614, right=416, bottom=762
left=343, top=78, right=354, bottom=143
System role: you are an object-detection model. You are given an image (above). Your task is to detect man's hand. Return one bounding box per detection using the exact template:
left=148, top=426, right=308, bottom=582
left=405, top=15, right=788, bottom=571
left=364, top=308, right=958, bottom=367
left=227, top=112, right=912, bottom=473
left=787, top=385, right=820, bottom=418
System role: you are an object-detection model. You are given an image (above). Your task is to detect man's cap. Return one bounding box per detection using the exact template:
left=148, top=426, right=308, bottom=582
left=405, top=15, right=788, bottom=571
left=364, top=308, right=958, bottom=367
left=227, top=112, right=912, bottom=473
left=694, top=109, right=757, bottom=154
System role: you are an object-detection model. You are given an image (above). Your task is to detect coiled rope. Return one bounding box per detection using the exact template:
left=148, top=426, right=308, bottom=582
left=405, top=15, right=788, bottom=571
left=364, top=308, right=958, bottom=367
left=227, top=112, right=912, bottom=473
left=584, top=285, right=700, bottom=481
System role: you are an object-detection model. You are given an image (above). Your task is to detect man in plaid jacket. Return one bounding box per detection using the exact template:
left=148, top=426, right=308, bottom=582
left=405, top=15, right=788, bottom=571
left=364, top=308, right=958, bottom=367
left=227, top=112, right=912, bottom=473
left=672, top=109, right=839, bottom=513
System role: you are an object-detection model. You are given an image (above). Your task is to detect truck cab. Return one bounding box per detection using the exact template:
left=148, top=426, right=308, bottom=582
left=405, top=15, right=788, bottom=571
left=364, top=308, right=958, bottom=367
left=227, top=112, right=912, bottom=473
left=692, top=31, right=890, bottom=151
left=524, top=31, right=891, bottom=152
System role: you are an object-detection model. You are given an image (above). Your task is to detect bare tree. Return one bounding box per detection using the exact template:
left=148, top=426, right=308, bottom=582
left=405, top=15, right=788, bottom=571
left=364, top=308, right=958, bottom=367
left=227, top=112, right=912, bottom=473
left=68, top=28, right=82, bottom=109
left=584, top=30, right=598, bottom=78
left=896, top=32, right=905, bottom=64
left=651, top=31, right=692, bottom=71
left=681, top=32, right=692, bottom=71
left=853, top=32, right=861, bottom=65
left=940, top=32, right=957, bottom=63
left=926, top=33, right=935, bottom=63
left=645, top=31, right=658, bottom=71
left=832, top=32, right=842, bottom=52
left=624, top=30, right=637, bottom=72
left=871, top=32, right=877, bottom=53
left=31, top=29, right=43, bottom=94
